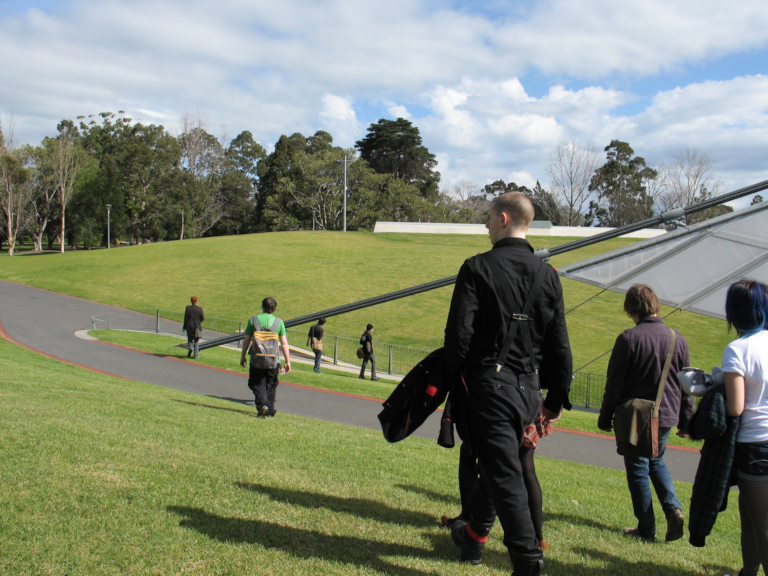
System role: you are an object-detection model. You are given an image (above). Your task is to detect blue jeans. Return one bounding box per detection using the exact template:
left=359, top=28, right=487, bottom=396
left=624, top=427, right=682, bottom=537
left=313, top=350, right=322, bottom=373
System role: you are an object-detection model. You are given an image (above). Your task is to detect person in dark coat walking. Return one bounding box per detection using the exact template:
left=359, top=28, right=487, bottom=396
left=307, top=318, right=326, bottom=373
left=598, top=285, right=693, bottom=543
left=359, top=324, right=379, bottom=381
left=183, top=296, right=204, bottom=359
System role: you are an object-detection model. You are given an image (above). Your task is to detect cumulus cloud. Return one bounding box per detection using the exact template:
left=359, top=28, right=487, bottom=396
left=2, top=0, right=768, bottom=194
left=319, top=94, right=362, bottom=146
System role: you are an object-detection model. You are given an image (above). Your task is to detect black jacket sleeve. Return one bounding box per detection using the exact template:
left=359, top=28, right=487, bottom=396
left=540, top=272, right=573, bottom=413
left=443, top=261, right=479, bottom=377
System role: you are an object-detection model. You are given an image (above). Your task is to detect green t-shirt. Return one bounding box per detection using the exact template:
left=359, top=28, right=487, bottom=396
left=245, top=314, right=286, bottom=337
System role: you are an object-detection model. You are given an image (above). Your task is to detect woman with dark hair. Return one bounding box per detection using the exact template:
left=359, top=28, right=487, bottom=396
left=722, top=279, right=768, bottom=576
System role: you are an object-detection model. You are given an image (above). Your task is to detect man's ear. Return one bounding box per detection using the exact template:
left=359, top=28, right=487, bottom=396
left=499, top=211, right=510, bottom=227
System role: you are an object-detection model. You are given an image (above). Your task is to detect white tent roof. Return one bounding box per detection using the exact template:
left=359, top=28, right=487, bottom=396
left=558, top=201, right=768, bottom=321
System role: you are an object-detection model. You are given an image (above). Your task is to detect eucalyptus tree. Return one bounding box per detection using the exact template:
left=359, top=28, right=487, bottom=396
left=45, top=120, right=88, bottom=252
left=0, top=118, right=32, bottom=256
left=26, top=143, right=58, bottom=251
left=256, top=131, right=333, bottom=231
left=588, top=140, right=658, bottom=227
left=209, top=130, right=266, bottom=236
left=175, top=113, right=226, bottom=239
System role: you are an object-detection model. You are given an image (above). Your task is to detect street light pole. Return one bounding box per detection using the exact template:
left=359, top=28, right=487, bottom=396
left=106, top=204, right=111, bottom=249
left=335, top=157, right=349, bottom=232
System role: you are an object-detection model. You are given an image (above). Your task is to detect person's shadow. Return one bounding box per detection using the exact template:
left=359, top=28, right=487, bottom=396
left=235, top=482, right=436, bottom=527
left=167, top=505, right=441, bottom=575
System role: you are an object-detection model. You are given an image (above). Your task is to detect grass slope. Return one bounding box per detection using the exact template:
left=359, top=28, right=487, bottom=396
left=0, top=337, right=742, bottom=575
left=0, top=230, right=735, bottom=374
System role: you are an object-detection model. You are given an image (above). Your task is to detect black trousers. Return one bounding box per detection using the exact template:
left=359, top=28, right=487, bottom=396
left=466, top=365, right=542, bottom=556
left=248, top=365, right=279, bottom=415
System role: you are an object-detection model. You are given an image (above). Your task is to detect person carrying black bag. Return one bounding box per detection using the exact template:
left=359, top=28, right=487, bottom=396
left=443, top=191, right=572, bottom=576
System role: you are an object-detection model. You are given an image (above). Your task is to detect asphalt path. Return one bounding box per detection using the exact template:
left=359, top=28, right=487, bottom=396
left=0, top=279, right=702, bottom=484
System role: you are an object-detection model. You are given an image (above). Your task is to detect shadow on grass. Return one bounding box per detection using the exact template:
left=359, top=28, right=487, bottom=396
left=565, top=546, right=716, bottom=576
left=171, top=398, right=257, bottom=417
left=236, top=482, right=436, bottom=527
left=544, top=511, right=615, bottom=532
left=395, top=484, right=456, bottom=505
left=167, top=505, right=441, bottom=576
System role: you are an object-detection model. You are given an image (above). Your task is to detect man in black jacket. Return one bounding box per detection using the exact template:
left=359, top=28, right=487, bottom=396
left=183, top=296, right=204, bottom=359
left=444, top=191, right=572, bottom=576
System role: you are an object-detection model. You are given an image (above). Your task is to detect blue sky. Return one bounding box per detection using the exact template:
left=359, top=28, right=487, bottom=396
left=2, top=0, right=768, bottom=205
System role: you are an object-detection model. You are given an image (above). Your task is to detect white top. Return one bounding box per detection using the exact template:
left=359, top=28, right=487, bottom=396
left=722, top=330, right=768, bottom=443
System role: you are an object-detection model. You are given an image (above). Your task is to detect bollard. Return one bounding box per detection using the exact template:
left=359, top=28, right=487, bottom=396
left=333, top=337, right=338, bottom=365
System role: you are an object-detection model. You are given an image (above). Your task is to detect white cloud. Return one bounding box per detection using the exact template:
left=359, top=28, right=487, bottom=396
left=319, top=94, right=361, bottom=147
left=386, top=103, right=411, bottom=119
left=2, top=0, right=768, bottom=196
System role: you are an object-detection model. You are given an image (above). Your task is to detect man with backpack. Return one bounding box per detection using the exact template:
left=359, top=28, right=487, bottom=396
left=443, top=191, right=572, bottom=576
left=239, top=297, right=291, bottom=417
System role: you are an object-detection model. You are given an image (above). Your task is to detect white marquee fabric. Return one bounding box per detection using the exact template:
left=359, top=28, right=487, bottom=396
left=558, top=201, right=768, bottom=321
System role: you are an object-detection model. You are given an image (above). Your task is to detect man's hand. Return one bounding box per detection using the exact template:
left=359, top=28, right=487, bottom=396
left=677, top=430, right=690, bottom=438
left=282, top=360, right=291, bottom=374
left=240, top=357, right=247, bottom=368
left=540, top=406, right=561, bottom=427
left=597, top=415, right=612, bottom=432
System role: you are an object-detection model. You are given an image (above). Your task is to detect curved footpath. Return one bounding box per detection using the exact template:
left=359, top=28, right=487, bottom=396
left=0, top=279, right=701, bottom=483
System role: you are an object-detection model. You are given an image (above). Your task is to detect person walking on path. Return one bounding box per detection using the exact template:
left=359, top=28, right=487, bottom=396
left=359, top=324, right=379, bottom=381
left=240, top=297, right=291, bottom=417
left=443, top=191, right=572, bottom=576
left=598, top=284, right=694, bottom=543
left=721, top=279, right=768, bottom=576
left=307, top=318, right=326, bottom=373
left=183, top=296, right=204, bottom=359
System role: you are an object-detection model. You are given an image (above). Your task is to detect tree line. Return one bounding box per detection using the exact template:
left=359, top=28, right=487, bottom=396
left=1, top=112, right=728, bottom=256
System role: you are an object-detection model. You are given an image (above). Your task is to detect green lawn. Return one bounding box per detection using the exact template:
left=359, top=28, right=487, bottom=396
left=0, top=230, right=736, bottom=376
left=0, top=336, right=742, bottom=576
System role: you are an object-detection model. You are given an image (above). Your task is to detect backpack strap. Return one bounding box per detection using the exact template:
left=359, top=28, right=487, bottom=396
left=653, top=329, right=677, bottom=417
left=488, top=259, right=548, bottom=373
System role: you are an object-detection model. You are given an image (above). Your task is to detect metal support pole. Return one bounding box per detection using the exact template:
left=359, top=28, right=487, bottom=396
left=333, top=337, right=338, bottom=365
left=388, top=345, right=393, bottom=375
left=156, top=309, right=160, bottom=334
left=343, top=157, right=347, bottom=232
left=585, top=375, right=590, bottom=409
left=106, top=204, right=111, bottom=249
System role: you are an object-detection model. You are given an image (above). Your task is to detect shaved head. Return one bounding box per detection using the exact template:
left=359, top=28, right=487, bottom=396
left=490, top=192, right=535, bottom=232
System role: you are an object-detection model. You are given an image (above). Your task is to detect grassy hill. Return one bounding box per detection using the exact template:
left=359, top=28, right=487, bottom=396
left=0, top=337, right=742, bottom=575
left=0, top=230, right=734, bottom=374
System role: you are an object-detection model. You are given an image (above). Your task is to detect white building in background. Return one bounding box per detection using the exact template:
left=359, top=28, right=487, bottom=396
left=373, top=221, right=666, bottom=239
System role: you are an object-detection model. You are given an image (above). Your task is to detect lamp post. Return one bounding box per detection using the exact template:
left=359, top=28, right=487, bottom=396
left=336, top=157, right=348, bottom=232
left=106, top=204, right=111, bottom=249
